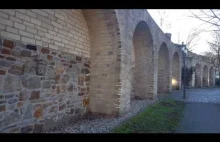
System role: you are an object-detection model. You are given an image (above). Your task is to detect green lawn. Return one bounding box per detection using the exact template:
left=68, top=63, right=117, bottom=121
left=112, top=97, right=185, bottom=133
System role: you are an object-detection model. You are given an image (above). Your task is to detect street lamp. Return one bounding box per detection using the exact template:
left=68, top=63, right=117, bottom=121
left=181, top=42, right=187, bottom=99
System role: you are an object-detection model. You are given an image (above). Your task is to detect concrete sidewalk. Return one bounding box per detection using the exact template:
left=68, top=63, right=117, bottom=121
left=176, top=102, right=220, bottom=133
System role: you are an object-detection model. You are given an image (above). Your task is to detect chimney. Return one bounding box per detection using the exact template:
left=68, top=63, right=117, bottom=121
left=165, top=33, right=171, bottom=41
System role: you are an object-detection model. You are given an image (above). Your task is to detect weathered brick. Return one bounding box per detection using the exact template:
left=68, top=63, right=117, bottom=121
left=3, top=39, right=14, bottom=49
left=19, top=30, right=34, bottom=38
left=11, top=50, right=21, bottom=57
left=14, top=22, right=25, bottom=30
left=47, top=55, right=53, bottom=60
left=0, top=70, right=6, bottom=75
left=9, top=16, right=22, bottom=23
left=43, top=9, right=54, bottom=15
left=41, top=22, right=53, bottom=30
left=35, top=25, right=46, bottom=33
left=0, top=11, right=9, bottom=19
left=45, top=33, right=53, bottom=39
left=23, top=21, right=34, bottom=28
left=0, top=23, right=5, bottom=30
left=51, top=21, right=62, bottom=29
left=15, top=9, right=26, bottom=14
left=21, top=37, right=35, bottom=44
left=54, top=41, right=64, bottom=47
left=38, top=15, right=51, bottom=25
left=6, top=26, right=18, bottom=34
left=55, top=12, right=64, bottom=20
left=21, top=50, right=31, bottom=57
left=32, top=9, right=48, bottom=17
left=0, top=10, right=15, bottom=16
left=11, top=65, right=23, bottom=72
left=0, top=31, right=20, bottom=40
left=16, top=12, right=30, bottom=22
left=26, top=26, right=37, bottom=34
left=41, top=48, right=49, bottom=54
left=30, top=91, right=40, bottom=100
left=6, top=57, right=16, bottom=61
left=30, top=18, right=41, bottom=26
left=36, top=41, right=42, bottom=46
left=26, top=10, right=37, bottom=18
left=0, top=17, right=13, bottom=26
left=49, top=44, right=58, bottom=50
left=0, top=105, right=5, bottom=112
left=8, top=69, right=22, bottom=75
left=1, top=48, right=11, bottom=55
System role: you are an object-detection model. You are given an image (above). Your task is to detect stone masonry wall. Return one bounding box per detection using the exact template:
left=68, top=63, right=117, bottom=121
left=0, top=36, right=90, bottom=133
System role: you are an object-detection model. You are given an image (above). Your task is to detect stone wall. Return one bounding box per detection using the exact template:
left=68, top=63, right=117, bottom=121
left=185, top=51, right=215, bottom=88
left=0, top=37, right=90, bottom=133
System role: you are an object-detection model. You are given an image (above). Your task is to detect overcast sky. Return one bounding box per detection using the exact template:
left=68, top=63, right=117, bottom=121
left=148, top=9, right=214, bottom=55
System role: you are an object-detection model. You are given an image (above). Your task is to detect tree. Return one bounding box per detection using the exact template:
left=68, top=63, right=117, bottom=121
left=189, top=9, right=220, bottom=31
left=182, top=66, right=195, bottom=88
left=185, top=28, right=204, bottom=52
left=157, top=10, right=171, bottom=32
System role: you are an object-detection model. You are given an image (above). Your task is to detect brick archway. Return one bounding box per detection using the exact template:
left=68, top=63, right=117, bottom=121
left=132, top=21, right=154, bottom=100
left=209, top=66, right=215, bottom=87
left=158, top=42, right=170, bottom=94
left=83, top=10, right=121, bottom=115
left=172, top=52, right=180, bottom=90
left=195, top=63, right=202, bottom=88
left=203, top=65, right=208, bottom=87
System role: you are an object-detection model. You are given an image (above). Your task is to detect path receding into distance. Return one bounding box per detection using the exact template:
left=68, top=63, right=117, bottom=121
left=171, top=88, right=220, bottom=133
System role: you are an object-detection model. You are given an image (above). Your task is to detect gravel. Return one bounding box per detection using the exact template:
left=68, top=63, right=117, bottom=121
left=44, top=100, right=154, bottom=133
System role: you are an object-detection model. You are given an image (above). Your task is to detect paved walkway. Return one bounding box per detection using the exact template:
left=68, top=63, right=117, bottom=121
left=171, top=87, right=220, bottom=133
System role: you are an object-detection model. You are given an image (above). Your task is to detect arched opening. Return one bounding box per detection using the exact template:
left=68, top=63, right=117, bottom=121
left=172, top=52, right=180, bottom=90
left=195, top=63, right=201, bottom=88
left=157, top=43, right=170, bottom=94
left=209, top=67, right=215, bottom=87
left=132, top=21, right=153, bottom=100
left=83, top=10, right=121, bottom=115
left=203, top=65, right=208, bottom=87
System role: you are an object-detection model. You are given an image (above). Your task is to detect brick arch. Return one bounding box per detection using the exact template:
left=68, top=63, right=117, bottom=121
left=158, top=42, right=170, bottom=94
left=195, top=63, right=202, bottom=88
left=209, top=66, right=215, bottom=87
left=132, top=20, right=154, bottom=100
left=83, top=10, right=121, bottom=115
left=203, top=65, right=208, bottom=87
left=172, top=52, right=180, bottom=90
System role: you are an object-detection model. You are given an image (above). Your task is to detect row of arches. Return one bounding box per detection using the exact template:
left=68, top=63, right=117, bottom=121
left=132, top=21, right=181, bottom=100
left=195, top=64, right=215, bottom=88
left=81, top=10, right=182, bottom=115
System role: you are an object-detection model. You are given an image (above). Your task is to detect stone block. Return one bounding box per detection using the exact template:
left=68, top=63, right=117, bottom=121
left=20, top=125, right=33, bottom=133
left=3, top=39, right=14, bottom=49
left=19, top=90, right=28, bottom=101
left=22, top=76, right=41, bottom=89
left=4, top=75, right=22, bottom=93
left=29, top=91, right=40, bottom=100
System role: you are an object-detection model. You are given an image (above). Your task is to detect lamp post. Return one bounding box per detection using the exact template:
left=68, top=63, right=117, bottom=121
left=182, top=42, right=187, bottom=99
